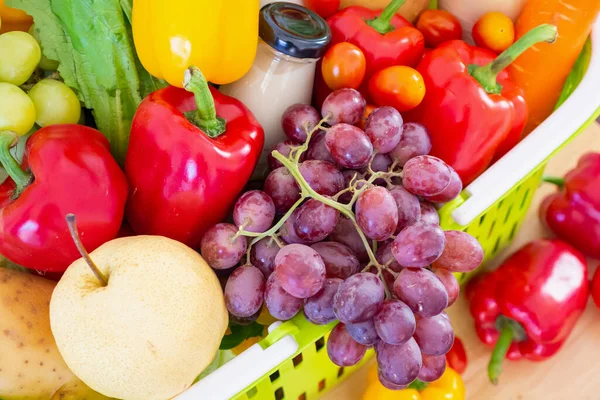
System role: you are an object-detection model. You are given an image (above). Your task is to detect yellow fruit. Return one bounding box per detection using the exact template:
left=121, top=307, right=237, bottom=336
left=51, top=379, right=116, bottom=400
left=256, top=304, right=278, bottom=326
left=50, top=235, right=229, bottom=400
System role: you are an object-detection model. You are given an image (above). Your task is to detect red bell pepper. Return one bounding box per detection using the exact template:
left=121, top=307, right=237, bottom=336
left=405, top=25, right=557, bottom=186
left=0, top=126, right=128, bottom=272
left=446, top=335, right=467, bottom=374
left=466, top=239, right=588, bottom=384
left=540, top=153, right=600, bottom=259
left=125, top=67, right=264, bottom=247
left=313, top=0, right=425, bottom=108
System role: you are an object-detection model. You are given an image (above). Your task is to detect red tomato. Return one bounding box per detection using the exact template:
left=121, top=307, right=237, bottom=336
left=416, top=9, right=463, bottom=48
left=591, top=266, right=600, bottom=309
left=322, top=42, right=367, bottom=90
left=304, top=0, right=341, bottom=19
left=359, top=104, right=377, bottom=130
left=368, top=66, right=425, bottom=112
left=446, top=336, right=468, bottom=374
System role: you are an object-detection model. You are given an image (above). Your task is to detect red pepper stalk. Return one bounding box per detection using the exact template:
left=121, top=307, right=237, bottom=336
left=405, top=24, right=557, bottom=186
left=313, top=0, right=425, bottom=107
left=0, top=126, right=129, bottom=272
left=125, top=67, right=264, bottom=247
left=540, top=153, right=600, bottom=259
left=466, top=239, right=588, bottom=384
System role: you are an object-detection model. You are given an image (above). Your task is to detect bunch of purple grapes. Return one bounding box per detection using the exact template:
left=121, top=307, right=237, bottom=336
left=199, top=87, right=484, bottom=389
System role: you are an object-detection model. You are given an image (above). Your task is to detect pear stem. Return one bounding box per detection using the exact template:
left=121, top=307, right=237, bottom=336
left=66, top=214, right=108, bottom=286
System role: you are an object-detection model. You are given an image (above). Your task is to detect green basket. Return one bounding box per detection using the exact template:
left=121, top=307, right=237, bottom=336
left=181, top=22, right=600, bottom=400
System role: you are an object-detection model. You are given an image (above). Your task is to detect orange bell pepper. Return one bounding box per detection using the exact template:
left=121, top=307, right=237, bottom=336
left=0, top=0, right=33, bottom=33
left=363, top=363, right=465, bottom=400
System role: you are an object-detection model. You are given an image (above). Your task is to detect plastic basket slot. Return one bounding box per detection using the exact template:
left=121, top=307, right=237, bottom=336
left=315, top=336, right=325, bottom=352
left=275, top=387, right=284, bottom=400
left=246, top=386, right=259, bottom=398
left=293, top=354, right=303, bottom=367
left=270, top=371, right=280, bottom=382
left=337, top=367, right=345, bottom=378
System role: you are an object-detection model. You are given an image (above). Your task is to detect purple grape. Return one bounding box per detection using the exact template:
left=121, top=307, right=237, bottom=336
left=367, top=153, right=393, bottom=186
left=432, top=230, right=484, bottom=273
left=418, top=354, right=447, bottom=382
left=321, top=88, right=366, bottom=125
left=356, top=187, right=398, bottom=241
left=251, top=238, right=280, bottom=278
left=294, top=199, right=340, bottom=243
left=378, top=371, right=408, bottom=390
left=200, top=223, right=247, bottom=270
left=326, top=323, right=367, bottom=367
left=268, top=140, right=299, bottom=171
left=299, top=160, right=344, bottom=196
left=264, top=274, right=302, bottom=320
left=374, top=300, right=416, bottom=345
left=304, top=278, right=342, bottom=325
left=402, top=156, right=452, bottom=197
left=434, top=269, right=460, bottom=307
left=414, top=314, right=454, bottom=356
left=306, top=130, right=336, bottom=164
left=375, top=240, right=402, bottom=272
left=389, top=122, right=432, bottom=166
left=325, top=123, right=373, bottom=169
left=311, top=242, right=359, bottom=280
left=425, top=168, right=463, bottom=204
left=230, top=309, right=260, bottom=326
left=364, top=106, right=404, bottom=153
left=329, top=216, right=369, bottom=262
left=224, top=265, right=266, bottom=318
left=233, top=190, right=276, bottom=233
left=420, top=201, right=440, bottom=225
left=382, top=269, right=398, bottom=296
left=340, top=170, right=365, bottom=203
left=279, top=214, right=306, bottom=245
left=346, top=319, right=379, bottom=345
left=376, top=338, right=422, bottom=386
left=333, top=272, right=385, bottom=323
left=393, top=268, right=448, bottom=317
left=388, top=185, right=421, bottom=233
left=282, top=103, right=320, bottom=143
left=274, top=244, right=326, bottom=299
left=264, top=167, right=301, bottom=214
left=392, top=222, right=445, bottom=268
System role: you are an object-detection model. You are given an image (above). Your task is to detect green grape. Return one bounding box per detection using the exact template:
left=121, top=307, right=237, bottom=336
left=28, top=79, right=81, bottom=127
left=28, top=25, right=59, bottom=71
left=0, top=83, right=36, bottom=136
left=0, top=31, right=41, bottom=85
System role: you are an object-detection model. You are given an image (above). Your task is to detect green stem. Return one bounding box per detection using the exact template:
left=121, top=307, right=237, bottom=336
left=488, top=323, right=515, bottom=385
left=66, top=214, right=108, bottom=287
left=366, top=0, right=407, bottom=34
left=542, top=176, right=565, bottom=188
left=408, top=379, right=428, bottom=391
left=470, top=24, right=558, bottom=95
left=183, top=66, right=226, bottom=138
left=0, top=131, right=32, bottom=196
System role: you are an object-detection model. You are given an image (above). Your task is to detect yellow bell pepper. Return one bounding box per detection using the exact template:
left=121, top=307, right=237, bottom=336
left=0, top=0, right=33, bottom=33
left=363, top=363, right=465, bottom=400
left=132, top=0, right=260, bottom=88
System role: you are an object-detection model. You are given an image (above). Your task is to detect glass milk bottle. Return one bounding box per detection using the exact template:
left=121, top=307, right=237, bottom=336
left=220, top=2, right=331, bottom=179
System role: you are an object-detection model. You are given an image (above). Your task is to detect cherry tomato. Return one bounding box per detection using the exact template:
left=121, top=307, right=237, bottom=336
left=416, top=10, right=463, bottom=48
left=304, top=0, right=341, bottom=19
left=472, top=12, right=515, bottom=54
left=446, top=336, right=467, bottom=374
left=321, top=42, right=367, bottom=91
left=359, top=104, right=377, bottom=130
left=591, top=266, right=600, bottom=309
left=368, top=66, right=425, bottom=112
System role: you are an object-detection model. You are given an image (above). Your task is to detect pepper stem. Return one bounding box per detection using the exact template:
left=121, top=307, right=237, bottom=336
left=0, top=131, right=32, bottom=196
left=408, top=379, right=428, bottom=390
left=366, top=0, right=407, bottom=34
left=470, top=24, right=558, bottom=95
left=66, top=214, right=108, bottom=287
left=542, top=176, right=565, bottom=188
left=183, top=66, right=227, bottom=138
left=488, top=316, right=527, bottom=385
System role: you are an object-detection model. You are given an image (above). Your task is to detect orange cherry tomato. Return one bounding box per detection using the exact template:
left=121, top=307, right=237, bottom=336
left=368, top=66, right=425, bottom=112
left=359, top=104, right=377, bottom=130
left=472, top=12, right=515, bottom=54
left=321, top=42, right=367, bottom=91
left=416, top=10, right=463, bottom=48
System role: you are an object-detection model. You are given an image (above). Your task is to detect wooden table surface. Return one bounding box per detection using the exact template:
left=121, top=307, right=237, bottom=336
left=322, top=122, right=600, bottom=400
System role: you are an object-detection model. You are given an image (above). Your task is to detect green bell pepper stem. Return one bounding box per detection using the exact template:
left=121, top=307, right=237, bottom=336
left=0, top=131, right=31, bottom=196
left=543, top=176, right=565, bottom=188
left=470, top=24, right=558, bottom=95
left=367, top=0, right=407, bottom=34
left=183, top=66, right=227, bottom=138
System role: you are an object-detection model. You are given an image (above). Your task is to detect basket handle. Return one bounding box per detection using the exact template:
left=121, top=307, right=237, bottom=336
left=448, top=15, right=600, bottom=227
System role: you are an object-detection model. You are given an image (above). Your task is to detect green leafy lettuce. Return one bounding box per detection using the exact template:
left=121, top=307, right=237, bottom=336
left=6, top=0, right=167, bottom=165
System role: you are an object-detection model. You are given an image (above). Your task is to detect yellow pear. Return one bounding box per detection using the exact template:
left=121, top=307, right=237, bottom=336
left=50, top=229, right=228, bottom=400
left=50, top=379, right=117, bottom=400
